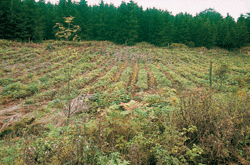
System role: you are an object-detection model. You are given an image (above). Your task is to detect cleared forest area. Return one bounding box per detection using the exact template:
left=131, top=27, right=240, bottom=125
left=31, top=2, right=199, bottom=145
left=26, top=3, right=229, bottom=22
left=0, top=40, right=249, bottom=164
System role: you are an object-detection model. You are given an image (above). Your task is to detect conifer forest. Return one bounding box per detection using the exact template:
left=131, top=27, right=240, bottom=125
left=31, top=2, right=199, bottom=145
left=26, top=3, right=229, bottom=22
left=1, top=0, right=250, bottom=48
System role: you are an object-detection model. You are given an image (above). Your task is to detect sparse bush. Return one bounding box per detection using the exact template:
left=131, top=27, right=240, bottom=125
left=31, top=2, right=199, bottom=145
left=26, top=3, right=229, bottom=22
left=186, top=41, right=195, bottom=48
left=46, top=43, right=55, bottom=51
left=235, top=75, right=249, bottom=88
left=142, top=94, right=161, bottom=105
left=170, top=43, right=189, bottom=49
left=215, top=62, right=229, bottom=87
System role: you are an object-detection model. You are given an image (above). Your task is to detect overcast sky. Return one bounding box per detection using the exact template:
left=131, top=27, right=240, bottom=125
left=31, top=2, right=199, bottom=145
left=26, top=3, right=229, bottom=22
left=40, top=0, right=250, bottom=21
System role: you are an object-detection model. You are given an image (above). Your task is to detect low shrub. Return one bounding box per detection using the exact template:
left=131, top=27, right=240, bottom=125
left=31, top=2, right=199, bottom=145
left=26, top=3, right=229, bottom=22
left=1, top=89, right=249, bottom=164
left=2, top=82, right=40, bottom=99
left=174, top=88, right=250, bottom=164
left=170, top=43, right=189, bottom=49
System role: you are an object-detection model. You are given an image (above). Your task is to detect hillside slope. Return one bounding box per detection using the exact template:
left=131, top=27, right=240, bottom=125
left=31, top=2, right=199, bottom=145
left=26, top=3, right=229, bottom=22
left=0, top=40, right=250, bottom=164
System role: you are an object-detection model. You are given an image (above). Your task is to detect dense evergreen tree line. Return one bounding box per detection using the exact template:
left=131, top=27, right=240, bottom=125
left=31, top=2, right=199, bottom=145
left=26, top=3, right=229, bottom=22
left=0, top=0, right=250, bottom=48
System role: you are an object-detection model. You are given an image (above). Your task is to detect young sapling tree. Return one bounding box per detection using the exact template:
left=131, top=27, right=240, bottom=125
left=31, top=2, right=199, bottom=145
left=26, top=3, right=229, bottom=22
left=53, top=16, right=81, bottom=125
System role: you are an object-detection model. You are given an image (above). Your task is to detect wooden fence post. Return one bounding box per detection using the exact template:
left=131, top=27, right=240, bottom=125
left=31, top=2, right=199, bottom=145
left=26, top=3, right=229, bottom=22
left=210, top=60, right=212, bottom=89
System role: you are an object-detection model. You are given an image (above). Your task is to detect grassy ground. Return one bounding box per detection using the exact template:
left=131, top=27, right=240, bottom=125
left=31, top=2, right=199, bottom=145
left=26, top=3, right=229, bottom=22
left=0, top=40, right=249, bottom=164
